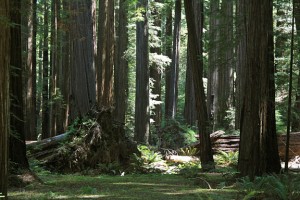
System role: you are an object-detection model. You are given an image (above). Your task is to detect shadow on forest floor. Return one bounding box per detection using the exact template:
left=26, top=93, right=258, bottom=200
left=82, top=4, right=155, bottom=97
left=9, top=173, right=238, bottom=200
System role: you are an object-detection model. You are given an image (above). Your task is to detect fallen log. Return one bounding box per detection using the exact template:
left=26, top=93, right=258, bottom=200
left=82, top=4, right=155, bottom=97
left=166, top=155, right=199, bottom=163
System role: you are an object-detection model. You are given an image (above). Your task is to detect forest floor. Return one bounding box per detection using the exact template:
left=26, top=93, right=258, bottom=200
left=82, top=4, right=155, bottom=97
left=8, top=172, right=239, bottom=200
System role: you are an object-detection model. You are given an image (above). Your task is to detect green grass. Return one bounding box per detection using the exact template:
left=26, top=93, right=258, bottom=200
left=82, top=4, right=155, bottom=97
left=9, top=173, right=238, bottom=200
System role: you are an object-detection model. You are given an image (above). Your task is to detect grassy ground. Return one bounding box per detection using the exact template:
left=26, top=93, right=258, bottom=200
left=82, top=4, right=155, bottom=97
left=9, top=173, right=239, bottom=200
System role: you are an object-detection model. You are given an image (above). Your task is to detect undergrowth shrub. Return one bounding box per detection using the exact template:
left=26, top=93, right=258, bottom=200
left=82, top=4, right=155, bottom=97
left=215, top=151, right=238, bottom=168
left=130, top=145, right=167, bottom=173
left=237, top=174, right=300, bottom=200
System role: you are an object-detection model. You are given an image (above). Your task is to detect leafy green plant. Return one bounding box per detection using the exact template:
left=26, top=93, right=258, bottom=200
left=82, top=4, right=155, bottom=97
left=178, top=162, right=201, bottom=178
left=97, top=162, right=123, bottom=175
left=130, top=145, right=167, bottom=173
left=215, top=151, right=238, bottom=167
left=237, top=175, right=300, bottom=200
left=178, top=147, right=199, bottom=156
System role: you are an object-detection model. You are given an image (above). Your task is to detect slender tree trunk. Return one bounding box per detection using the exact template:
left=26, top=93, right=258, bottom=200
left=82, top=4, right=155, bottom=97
left=42, top=1, right=50, bottom=139
left=214, top=0, right=234, bottom=129
left=25, top=0, right=37, bottom=140
left=164, top=1, right=172, bottom=122
left=114, top=0, right=129, bottom=124
left=9, top=0, right=29, bottom=169
left=238, top=0, right=280, bottom=179
left=165, top=0, right=181, bottom=119
left=184, top=0, right=215, bottom=170
left=207, top=0, right=219, bottom=125
left=97, top=0, right=115, bottom=107
left=135, top=0, right=150, bottom=144
left=150, top=0, right=162, bottom=129
left=69, top=0, right=96, bottom=121
left=0, top=1, right=10, bottom=197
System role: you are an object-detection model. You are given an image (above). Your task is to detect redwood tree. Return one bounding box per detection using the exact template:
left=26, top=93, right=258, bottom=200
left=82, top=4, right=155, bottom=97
left=184, top=0, right=215, bottom=170
left=135, top=0, right=150, bottom=144
left=0, top=0, right=10, bottom=197
left=9, top=0, right=29, bottom=169
left=69, top=0, right=96, bottom=121
left=237, top=0, right=281, bottom=179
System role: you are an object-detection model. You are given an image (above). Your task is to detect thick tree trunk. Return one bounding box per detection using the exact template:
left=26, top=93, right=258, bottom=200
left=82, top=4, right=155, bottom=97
left=0, top=1, right=10, bottom=197
left=292, top=0, right=300, bottom=131
left=135, top=0, right=150, bottom=144
left=25, top=0, right=37, bottom=140
left=183, top=43, right=196, bottom=126
left=184, top=0, right=215, bottom=170
left=9, top=0, right=29, bottom=169
left=114, top=0, right=129, bottom=124
left=165, top=0, right=181, bottom=119
left=97, top=0, right=115, bottom=107
left=69, top=0, right=96, bottom=121
left=238, top=0, right=281, bottom=179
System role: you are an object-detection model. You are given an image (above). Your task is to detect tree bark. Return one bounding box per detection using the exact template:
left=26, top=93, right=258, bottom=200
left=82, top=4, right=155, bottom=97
left=183, top=42, right=196, bottom=126
left=42, top=1, right=50, bottom=139
left=0, top=0, right=10, bottom=197
left=184, top=0, right=215, bottom=170
left=114, top=0, right=129, bottom=124
left=9, top=0, right=29, bottom=169
left=69, top=0, right=96, bottom=121
left=165, top=0, right=181, bottom=119
left=25, top=0, right=37, bottom=140
left=135, top=0, right=150, bottom=144
left=97, top=0, right=115, bottom=107
left=238, top=0, right=281, bottom=179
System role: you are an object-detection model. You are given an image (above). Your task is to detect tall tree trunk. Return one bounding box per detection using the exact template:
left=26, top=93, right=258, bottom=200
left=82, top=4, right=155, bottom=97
left=42, top=1, right=50, bottom=139
left=184, top=0, right=215, bottom=170
left=0, top=1, right=10, bottom=197
left=164, top=1, right=172, bottom=122
left=50, top=0, right=64, bottom=136
left=238, top=0, right=281, bottom=179
left=114, top=0, right=129, bottom=124
left=150, top=0, right=162, bottom=129
left=214, top=0, right=234, bottom=129
left=69, top=0, right=96, bottom=121
left=25, top=0, right=37, bottom=140
left=292, top=0, right=300, bottom=131
left=183, top=37, right=196, bottom=126
left=165, top=0, right=181, bottom=120
left=207, top=0, right=219, bottom=126
left=97, top=0, right=115, bottom=107
left=9, top=0, right=29, bottom=169
left=135, top=0, right=150, bottom=144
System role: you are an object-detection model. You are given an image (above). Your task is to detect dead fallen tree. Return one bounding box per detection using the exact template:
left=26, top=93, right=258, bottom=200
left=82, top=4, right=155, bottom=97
left=192, top=131, right=300, bottom=161
left=27, top=108, right=137, bottom=172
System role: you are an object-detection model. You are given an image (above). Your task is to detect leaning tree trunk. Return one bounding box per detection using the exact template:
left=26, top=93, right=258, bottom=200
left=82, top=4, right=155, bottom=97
left=0, top=0, right=10, bottom=197
left=184, top=0, right=215, bottom=170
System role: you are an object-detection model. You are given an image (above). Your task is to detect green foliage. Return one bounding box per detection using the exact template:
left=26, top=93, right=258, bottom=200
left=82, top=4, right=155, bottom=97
left=130, top=145, right=167, bottom=173
left=215, top=151, right=238, bottom=168
left=97, top=162, right=123, bottom=175
left=238, top=175, right=300, bottom=200
left=178, top=147, right=199, bottom=156
left=178, top=162, right=201, bottom=178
